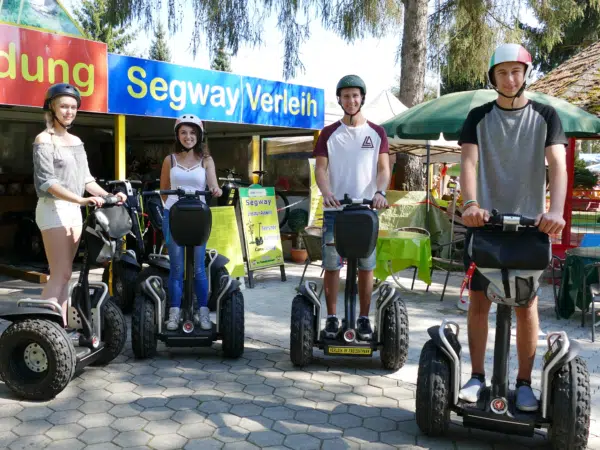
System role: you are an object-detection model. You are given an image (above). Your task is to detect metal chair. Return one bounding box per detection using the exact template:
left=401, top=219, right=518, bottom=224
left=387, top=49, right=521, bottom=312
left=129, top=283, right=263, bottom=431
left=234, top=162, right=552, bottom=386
left=582, top=260, right=600, bottom=342
left=298, top=226, right=324, bottom=288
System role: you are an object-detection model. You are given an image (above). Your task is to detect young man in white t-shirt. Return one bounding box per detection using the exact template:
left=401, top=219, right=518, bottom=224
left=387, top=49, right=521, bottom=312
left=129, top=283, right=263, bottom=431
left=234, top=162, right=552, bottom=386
left=313, top=75, right=391, bottom=340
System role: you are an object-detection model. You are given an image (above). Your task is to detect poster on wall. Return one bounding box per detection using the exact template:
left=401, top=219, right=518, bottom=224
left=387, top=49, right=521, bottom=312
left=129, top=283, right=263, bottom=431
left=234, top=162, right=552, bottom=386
left=308, top=158, right=324, bottom=228
left=206, top=206, right=245, bottom=278
left=238, top=186, right=286, bottom=286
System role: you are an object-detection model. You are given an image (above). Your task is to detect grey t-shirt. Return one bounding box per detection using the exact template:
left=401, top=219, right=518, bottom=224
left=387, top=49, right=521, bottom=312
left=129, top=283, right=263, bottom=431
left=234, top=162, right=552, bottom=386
left=33, top=141, right=95, bottom=199
left=458, top=100, right=567, bottom=217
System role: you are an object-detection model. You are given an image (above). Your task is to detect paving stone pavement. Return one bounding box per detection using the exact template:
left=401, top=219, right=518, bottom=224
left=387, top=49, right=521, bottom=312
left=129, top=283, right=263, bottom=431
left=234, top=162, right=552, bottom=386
left=0, top=263, right=598, bottom=450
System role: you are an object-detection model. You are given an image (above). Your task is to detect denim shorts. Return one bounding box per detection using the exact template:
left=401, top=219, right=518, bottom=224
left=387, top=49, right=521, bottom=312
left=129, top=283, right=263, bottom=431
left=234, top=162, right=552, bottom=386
left=322, top=211, right=377, bottom=271
left=35, top=197, right=82, bottom=231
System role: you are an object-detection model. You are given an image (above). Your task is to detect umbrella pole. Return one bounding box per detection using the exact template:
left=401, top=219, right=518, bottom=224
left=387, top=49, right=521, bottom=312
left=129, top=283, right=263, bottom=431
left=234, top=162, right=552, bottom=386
left=426, top=142, right=431, bottom=233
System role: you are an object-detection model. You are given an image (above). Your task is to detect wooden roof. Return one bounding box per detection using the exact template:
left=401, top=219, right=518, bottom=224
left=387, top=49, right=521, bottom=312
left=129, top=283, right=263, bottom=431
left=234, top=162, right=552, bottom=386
left=529, top=41, right=600, bottom=116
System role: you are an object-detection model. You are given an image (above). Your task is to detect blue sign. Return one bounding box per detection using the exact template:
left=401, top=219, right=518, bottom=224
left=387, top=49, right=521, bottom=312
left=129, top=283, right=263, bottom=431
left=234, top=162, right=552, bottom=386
left=108, top=54, right=324, bottom=129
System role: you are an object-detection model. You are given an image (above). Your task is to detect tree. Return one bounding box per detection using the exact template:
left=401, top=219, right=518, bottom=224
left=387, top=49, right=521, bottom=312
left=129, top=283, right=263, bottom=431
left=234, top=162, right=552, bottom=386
left=211, top=39, right=232, bottom=72
left=74, top=0, right=136, bottom=54
left=428, top=0, right=600, bottom=86
left=149, top=21, right=171, bottom=62
left=105, top=1, right=433, bottom=106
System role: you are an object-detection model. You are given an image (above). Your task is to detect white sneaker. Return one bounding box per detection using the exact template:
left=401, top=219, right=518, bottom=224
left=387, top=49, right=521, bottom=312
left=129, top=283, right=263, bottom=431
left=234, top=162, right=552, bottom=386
left=166, top=307, right=180, bottom=331
left=199, top=306, right=211, bottom=330
left=458, top=377, right=484, bottom=403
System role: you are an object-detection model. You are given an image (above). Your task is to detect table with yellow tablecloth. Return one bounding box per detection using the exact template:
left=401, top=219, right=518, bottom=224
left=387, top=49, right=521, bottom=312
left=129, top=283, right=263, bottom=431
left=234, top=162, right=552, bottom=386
left=373, top=230, right=432, bottom=286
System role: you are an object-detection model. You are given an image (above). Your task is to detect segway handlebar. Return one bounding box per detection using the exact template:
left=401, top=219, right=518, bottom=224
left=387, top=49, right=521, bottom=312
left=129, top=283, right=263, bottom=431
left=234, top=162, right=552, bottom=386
left=101, top=195, right=120, bottom=206
left=487, top=209, right=536, bottom=227
left=142, top=188, right=212, bottom=198
left=323, top=194, right=374, bottom=211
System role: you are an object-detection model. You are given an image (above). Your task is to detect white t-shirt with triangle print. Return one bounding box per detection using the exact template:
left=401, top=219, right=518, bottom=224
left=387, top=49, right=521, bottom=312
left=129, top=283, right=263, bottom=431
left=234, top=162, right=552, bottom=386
left=313, top=120, right=389, bottom=200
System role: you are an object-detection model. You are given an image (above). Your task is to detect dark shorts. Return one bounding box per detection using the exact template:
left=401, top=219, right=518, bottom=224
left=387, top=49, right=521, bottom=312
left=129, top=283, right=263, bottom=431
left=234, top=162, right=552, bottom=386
left=463, top=229, right=486, bottom=292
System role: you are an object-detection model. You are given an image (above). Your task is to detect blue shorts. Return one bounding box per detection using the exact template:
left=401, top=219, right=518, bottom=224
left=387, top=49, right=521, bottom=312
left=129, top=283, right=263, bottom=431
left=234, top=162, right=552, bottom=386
left=322, top=212, right=377, bottom=271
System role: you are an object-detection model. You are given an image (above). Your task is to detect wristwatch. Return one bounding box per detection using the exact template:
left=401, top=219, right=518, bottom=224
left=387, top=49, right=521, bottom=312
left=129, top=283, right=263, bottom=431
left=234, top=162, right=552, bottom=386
left=375, top=190, right=386, bottom=198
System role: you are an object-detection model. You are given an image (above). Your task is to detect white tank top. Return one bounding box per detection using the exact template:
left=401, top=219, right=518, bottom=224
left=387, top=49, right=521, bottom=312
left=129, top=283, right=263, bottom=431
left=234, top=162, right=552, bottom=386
left=164, top=154, right=207, bottom=210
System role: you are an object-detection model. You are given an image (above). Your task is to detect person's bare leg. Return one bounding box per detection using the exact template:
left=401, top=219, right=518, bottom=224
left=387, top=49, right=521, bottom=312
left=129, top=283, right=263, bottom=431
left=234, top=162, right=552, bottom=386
left=515, top=296, right=539, bottom=381
left=468, top=290, right=492, bottom=375
left=59, top=226, right=82, bottom=322
left=41, top=227, right=76, bottom=325
left=358, top=269, right=373, bottom=317
left=324, top=269, right=340, bottom=315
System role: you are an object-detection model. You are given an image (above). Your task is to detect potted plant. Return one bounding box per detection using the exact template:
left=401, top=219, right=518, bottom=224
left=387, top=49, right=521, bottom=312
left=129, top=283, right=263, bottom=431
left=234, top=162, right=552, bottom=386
left=288, top=209, right=309, bottom=263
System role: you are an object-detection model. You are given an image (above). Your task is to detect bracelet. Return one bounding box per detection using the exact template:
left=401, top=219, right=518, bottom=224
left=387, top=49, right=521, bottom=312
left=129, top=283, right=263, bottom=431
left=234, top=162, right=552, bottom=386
left=462, top=199, right=478, bottom=207
left=462, top=202, right=479, bottom=213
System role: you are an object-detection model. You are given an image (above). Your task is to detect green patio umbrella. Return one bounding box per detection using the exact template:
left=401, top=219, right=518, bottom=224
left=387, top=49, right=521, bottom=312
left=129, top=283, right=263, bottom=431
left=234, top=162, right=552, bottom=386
left=381, top=89, right=600, bottom=140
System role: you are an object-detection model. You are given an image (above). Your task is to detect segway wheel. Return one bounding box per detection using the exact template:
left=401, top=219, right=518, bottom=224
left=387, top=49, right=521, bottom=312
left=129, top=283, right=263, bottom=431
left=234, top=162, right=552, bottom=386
left=131, top=293, right=158, bottom=359
left=380, top=297, right=409, bottom=370
left=221, top=290, right=245, bottom=358
left=415, top=340, right=451, bottom=436
left=208, top=267, right=229, bottom=312
left=290, top=295, right=314, bottom=367
left=91, top=299, right=127, bottom=366
left=549, top=356, right=590, bottom=450
left=102, top=260, right=138, bottom=313
left=0, top=319, right=76, bottom=401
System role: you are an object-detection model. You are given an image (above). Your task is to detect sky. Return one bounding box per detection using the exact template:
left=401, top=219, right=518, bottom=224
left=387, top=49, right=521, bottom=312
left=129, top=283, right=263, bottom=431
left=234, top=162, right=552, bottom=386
left=60, top=1, right=538, bottom=106
left=61, top=0, right=409, bottom=105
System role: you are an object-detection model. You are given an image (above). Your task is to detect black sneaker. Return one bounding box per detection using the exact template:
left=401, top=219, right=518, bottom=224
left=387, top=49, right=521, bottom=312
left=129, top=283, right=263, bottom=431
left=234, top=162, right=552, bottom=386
left=357, top=317, right=373, bottom=340
left=324, top=317, right=339, bottom=338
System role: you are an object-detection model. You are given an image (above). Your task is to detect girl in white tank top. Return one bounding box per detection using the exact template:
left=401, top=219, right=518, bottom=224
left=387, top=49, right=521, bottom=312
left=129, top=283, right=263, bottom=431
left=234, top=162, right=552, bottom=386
left=159, top=116, right=223, bottom=331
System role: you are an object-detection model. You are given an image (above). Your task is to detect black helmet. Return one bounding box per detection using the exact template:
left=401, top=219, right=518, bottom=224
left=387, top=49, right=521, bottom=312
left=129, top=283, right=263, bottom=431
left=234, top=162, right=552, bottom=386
left=336, top=75, right=367, bottom=97
left=43, top=83, right=81, bottom=111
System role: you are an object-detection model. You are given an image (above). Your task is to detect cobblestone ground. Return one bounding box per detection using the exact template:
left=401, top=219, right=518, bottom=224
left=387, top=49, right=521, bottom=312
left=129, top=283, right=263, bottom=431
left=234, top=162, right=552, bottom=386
left=0, top=263, right=598, bottom=450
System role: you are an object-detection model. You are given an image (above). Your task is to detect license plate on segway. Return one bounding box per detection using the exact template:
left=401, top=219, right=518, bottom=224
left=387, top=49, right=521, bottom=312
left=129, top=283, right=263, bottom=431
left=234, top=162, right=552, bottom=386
left=325, top=346, right=373, bottom=356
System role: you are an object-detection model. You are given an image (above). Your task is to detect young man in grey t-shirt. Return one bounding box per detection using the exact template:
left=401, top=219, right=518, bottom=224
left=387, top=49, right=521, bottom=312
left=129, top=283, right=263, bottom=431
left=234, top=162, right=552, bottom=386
left=458, top=44, right=568, bottom=411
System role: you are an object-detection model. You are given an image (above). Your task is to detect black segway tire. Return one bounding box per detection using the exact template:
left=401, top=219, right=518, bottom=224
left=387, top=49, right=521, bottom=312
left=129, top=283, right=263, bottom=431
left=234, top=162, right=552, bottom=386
left=549, top=356, right=590, bottom=450
left=221, top=290, right=245, bottom=358
left=380, top=297, right=409, bottom=370
left=0, top=319, right=76, bottom=401
left=290, top=295, right=314, bottom=367
left=415, top=340, right=451, bottom=436
left=131, top=293, right=158, bottom=359
left=208, top=267, right=229, bottom=312
left=102, top=261, right=139, bottom=313
left=91, top=299, right=127, bottom=366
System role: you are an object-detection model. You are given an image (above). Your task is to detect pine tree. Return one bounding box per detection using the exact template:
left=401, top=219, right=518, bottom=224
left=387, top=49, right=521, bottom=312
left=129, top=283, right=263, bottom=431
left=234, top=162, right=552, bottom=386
left=75, top=0, right=135, bottom=54
left=149, top=22, right=171, bottom=62
left=210, top=40, right=232, bottom=72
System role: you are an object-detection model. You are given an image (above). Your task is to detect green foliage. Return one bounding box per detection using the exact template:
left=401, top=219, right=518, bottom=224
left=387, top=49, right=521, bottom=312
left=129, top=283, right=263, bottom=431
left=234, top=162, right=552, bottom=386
left=428, top=0, right=600, bottom=85
left=211, top=39, right=232, bottom=72
left=105, top=0, right=403, bottom=79
left=574, top=158, right=599, bottom=189
left=149, top=22, right=171, bottom=62
left=75, top=0, right=136, bottom=54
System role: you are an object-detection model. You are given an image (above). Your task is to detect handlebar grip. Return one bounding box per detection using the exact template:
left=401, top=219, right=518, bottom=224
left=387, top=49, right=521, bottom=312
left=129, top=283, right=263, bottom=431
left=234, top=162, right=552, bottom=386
left=102, top=195, right=119, bottom=205
left=520, top=217, right=536, bottom=226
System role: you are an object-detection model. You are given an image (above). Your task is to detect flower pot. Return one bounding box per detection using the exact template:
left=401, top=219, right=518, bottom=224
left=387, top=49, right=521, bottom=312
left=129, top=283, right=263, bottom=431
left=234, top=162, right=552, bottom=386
left=291, top=248, right=308, bottom=264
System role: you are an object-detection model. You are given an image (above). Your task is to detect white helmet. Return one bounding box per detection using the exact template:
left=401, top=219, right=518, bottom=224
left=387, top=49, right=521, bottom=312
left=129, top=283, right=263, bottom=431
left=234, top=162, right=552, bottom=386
left=174, top=114, right=204, bottom=137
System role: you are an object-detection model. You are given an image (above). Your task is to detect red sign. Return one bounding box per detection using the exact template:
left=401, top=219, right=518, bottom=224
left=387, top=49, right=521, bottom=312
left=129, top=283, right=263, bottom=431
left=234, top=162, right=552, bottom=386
left=0, top=24, right=108, bottom=113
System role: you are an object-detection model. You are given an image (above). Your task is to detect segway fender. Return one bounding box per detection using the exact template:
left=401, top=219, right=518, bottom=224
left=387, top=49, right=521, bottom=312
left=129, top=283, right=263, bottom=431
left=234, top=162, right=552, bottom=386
left=0, top=307, right=63, bottom=325
left=148, top=255, right=170, bottom=271
left=119, top=252, right=140, bottom=268
left=427, top=323, right=462, bottom=406
left=298, top=281, right=321, bottom=340
left=209, top=254, right=230, bottom=271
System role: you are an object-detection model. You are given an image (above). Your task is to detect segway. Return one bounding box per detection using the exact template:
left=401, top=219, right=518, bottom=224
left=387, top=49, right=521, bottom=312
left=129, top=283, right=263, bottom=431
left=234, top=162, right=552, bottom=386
left=290, top=194, right=409, bottom=370
left=415, top=210, right=590, bottom=449
left=131, top=188, right=244, bottom=359
left=135, top=190, right=234, bottom=312
left=0, top=196, right=129, bottom=401
left=101, top=179, right=145, bottom=312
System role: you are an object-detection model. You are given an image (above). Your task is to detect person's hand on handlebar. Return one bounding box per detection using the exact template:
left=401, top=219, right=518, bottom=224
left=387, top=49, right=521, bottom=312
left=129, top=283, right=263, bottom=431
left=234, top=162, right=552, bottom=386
left=462, top=203, right=490, bottom=227
left=372, top=192, right=388, bottom=210
left=115, top=192, right=128, bottom=204
left=322, top=192, right=341, bottom=208
left=79, top=196, right=105, bottom=207
left=210, top=187, right=223, bottom=198
left=535, top=211, right=565, bottom=235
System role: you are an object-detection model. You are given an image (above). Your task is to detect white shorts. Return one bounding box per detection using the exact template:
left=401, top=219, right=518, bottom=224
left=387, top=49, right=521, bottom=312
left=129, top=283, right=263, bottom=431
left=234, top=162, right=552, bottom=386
left=35, top=197, right=83, bottom=231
